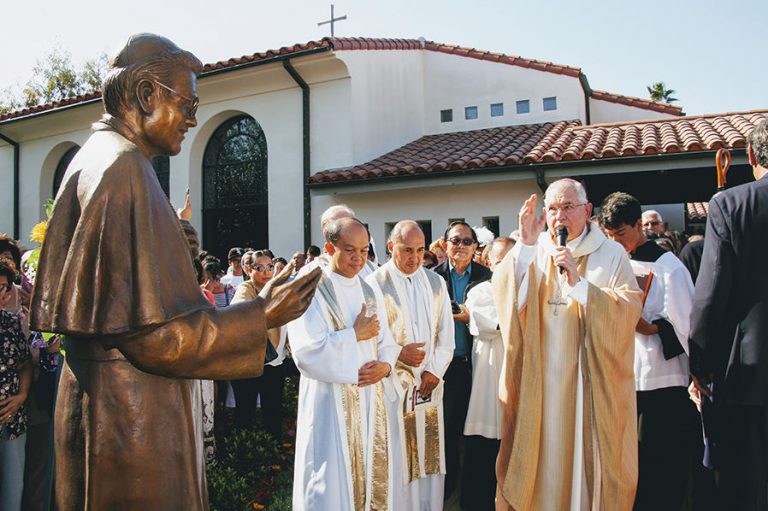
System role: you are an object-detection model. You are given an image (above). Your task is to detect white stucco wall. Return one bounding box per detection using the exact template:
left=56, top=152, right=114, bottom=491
left=423, top=52, right=586, bottom=134
left=590, top=98, right=678, bottom=124
left=0, top=143, right=14, bottom=235
left=311, top=178, right=540, bottom=252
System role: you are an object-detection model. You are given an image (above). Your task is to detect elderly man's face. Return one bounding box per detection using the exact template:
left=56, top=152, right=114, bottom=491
left=326, top=223, right=369, bottom=279
left=292, top=252, right=306, bottom=269
left=642, top=212, right=665, bottom=234
left=544, top=186, right=592, bottom=241
left=143, top=68, right=198, bottom=156
left=388, top=227, right=425, bottom=276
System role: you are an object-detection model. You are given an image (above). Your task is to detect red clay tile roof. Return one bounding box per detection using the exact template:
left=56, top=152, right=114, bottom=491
left=591, top=89, right=683, bottom=116
left=310, top=110, right=768, bottom=185
left=686, top=202, right=709, bottom=221
left=1, top=37, right=583, bottom=123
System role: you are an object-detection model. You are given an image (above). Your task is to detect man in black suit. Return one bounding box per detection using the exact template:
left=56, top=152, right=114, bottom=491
left=432, top=221, right=492, bottom=501
left=690, top=118, right=768, bottom=510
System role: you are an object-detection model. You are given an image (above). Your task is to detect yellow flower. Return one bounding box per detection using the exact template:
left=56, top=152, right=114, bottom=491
left=30, top=220, right=48, bottom=244
left=251, top=502, right=265, bottom=510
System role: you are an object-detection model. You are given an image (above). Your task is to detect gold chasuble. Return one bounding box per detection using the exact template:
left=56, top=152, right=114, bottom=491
left=493, top=224, right=642, bottom=511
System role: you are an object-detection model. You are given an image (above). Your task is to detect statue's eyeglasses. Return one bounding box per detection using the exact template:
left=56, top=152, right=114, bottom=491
left=153, top=80, right=199, bottom=119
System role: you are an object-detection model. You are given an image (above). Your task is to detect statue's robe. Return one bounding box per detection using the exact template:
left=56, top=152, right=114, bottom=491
left=367, top=262, right=454, bottom=510
left=287, top=268, right=401, bottom=510
left=492, top=224, right=642, bottom=511
left=30, top=116, right=268, bottom=510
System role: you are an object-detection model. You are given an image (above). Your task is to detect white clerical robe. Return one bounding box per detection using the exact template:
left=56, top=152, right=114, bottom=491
left=287, top=268, right=401, bottom=511
left=496, top=223, right=641, bottom=511
left=366, top=262, right=454, bottom=511
left=464, top=280, right=503, bottom=439
left=630, top=251, right=693, bottom=391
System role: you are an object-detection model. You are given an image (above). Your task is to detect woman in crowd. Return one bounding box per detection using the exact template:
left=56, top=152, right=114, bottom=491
left=201, top=259, right=235, bottom=309
left=0, top=261, right=32, bottom=511
left=430, top=237, right=447, bottom=266
left=230, top=250, right=288, bottom=439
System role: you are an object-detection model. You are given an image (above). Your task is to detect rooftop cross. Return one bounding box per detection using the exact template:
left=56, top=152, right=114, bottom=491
left=317, top=4, right=347, bottom=38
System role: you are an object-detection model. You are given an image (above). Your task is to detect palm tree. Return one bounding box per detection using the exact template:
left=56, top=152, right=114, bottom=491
left=647, top=81, right=678, bottom=103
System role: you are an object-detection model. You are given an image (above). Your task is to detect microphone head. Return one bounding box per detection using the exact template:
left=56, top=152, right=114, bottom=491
left=556, top=226, right=568, bottom=246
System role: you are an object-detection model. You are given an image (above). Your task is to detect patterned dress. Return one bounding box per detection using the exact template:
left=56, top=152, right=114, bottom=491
left=0, top=310, right=31, bottom=440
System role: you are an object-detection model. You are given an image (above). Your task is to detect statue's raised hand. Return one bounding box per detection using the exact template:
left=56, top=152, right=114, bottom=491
left=259, top=262, right=322, bottom=328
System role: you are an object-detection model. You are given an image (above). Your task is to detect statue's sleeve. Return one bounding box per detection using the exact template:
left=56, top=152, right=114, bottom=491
left=112, top=299, right=268, bottom=380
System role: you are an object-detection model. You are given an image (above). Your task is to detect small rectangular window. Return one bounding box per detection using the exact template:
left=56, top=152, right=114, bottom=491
left=482, top=216, right=500, bottom=237
left=416, top=220, right=432, bottom=245
left=543, top=97, right=557, bottom=111
left=516, top=100, right=530, bottom=114
left=490, top=103, right=504, bottom=117
left=465, top=106, right=478, bottom=120
left=440, top=109, right=453, bottom=123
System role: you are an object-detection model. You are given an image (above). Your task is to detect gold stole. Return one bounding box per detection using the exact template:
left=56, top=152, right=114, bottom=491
left=493, top=247, right=641, bottom=511
left=315, top=274, right=390, bottom=511
left=372, top=268, right=444, bottom=481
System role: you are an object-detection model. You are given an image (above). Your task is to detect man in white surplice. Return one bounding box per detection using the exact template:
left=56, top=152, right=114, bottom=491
left=366, top=221, right=454, bottom=510
left=462, top=237, right=515, bottom=510
left=287, top=218, right=401, bottom=511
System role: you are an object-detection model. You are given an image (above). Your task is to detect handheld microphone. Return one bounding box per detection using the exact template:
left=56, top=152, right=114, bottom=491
left=556, top=226, right=568, bottom=274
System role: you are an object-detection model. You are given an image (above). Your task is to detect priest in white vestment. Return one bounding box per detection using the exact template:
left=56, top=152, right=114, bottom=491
left=288, top=218, right=401, bottom=511
left=366, top=221, right=454, bottom=511
left=493, top=179, right=642, bottom=511
left=463, top=237, right=514, bottom=510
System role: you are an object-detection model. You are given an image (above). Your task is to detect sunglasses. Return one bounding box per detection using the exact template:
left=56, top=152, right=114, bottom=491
left=254, top=264, right=275, bottom=272
left=448, top=237, right=475, bottom=246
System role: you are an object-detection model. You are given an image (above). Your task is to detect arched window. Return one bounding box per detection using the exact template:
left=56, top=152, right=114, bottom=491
left=151, top=156, right=170, bottom=197
left=202, top=115, right=268, bottom=260
left=53, top=145, right=80, bottom=197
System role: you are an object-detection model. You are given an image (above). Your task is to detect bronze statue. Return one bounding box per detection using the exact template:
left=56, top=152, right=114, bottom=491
left=29, top=34, right=321, bottom=510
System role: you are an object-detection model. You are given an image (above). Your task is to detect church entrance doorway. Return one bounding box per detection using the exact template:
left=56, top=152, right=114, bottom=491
left=202, top=115, right=269, bottom=261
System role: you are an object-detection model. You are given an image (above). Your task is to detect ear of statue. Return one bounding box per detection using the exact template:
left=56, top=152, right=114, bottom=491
left=136, top=79, right=157, bottom=115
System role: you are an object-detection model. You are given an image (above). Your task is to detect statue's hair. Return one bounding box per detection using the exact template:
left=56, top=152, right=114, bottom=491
left=102, top=34, right=203, bottom=118
left=748, top=117, right=768, bottom=168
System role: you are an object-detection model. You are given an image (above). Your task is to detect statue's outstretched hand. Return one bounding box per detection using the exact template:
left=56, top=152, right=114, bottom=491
left=259, top=262, right=322, bottom=329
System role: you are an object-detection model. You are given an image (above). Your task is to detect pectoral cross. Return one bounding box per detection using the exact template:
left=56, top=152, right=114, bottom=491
left=548, top=281, right=568, bottom=316
left=317, top=4, right=347, bottom=38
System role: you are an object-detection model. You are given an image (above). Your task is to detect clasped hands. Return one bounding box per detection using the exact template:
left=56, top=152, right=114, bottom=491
left=352, top=303, right=390, bottom=386
left=398, top=342, right=439, bottom=397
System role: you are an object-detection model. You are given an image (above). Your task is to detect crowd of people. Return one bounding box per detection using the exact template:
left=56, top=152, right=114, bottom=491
left=7, top=32, right=767, bottom=511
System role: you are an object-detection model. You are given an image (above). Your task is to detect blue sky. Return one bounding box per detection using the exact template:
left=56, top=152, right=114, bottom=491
left=2, top=0, right=765, bottom=116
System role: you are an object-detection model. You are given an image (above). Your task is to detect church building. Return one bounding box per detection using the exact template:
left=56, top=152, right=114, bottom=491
left=0, top=37, right=763, bottom=259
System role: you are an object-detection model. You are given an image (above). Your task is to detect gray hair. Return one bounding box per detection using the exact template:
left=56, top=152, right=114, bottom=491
left=102, top=34, right=203, bottom=118
left=748, top=117, right=768, bottom=168
left=388, top=220, right=422, bottom=243
left=544, top=178, right=588, bottom=206
left=325, top=217, right=368, bottom=245
left=642, top=209, right=663, bottom=222
left=320, top=204, right=356, bottom=233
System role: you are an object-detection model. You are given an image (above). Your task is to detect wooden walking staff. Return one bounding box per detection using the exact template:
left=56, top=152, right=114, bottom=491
left=715, top=147, right=732, bottom=192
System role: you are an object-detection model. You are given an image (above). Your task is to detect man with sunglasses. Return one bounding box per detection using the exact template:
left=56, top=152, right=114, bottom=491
left=493, top=179, right=642, bottom=511
left=432, top=221, right=492, bottom=500
left=29, top=34, right=321, bottom=510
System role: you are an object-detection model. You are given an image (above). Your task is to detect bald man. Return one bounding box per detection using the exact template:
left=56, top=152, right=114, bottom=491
left=287, top=217, right=401, bottom=510
left=367, top=220, right=455, bottom=510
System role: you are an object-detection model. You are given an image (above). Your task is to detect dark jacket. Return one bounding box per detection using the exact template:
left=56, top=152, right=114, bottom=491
left=432, top=260, right=492, bottom=348
left=690, top=174, right=768, bottom=405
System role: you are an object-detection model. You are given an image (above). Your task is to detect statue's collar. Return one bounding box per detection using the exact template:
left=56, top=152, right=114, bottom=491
left=92, top=115, right=151, bottom=157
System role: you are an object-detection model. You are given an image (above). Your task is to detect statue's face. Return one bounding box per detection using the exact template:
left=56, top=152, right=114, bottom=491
left=143, top=68, right=198, bottom=156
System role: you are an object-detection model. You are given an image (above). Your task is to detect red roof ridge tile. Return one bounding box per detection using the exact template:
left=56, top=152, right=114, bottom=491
left=590, top=89, right=684, bottom=116
left=572, top=109, right=768, bottom=131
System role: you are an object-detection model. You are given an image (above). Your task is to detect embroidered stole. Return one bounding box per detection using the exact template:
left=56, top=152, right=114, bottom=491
left=372, top=267, right=446, bottom=482
left=315, top=274, right=390, bottom=511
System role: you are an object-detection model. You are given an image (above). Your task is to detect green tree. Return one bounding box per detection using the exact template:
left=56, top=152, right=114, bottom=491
left=0, top=47, right=108, bottom=116
left=646, top=81, right=679, bottom=103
